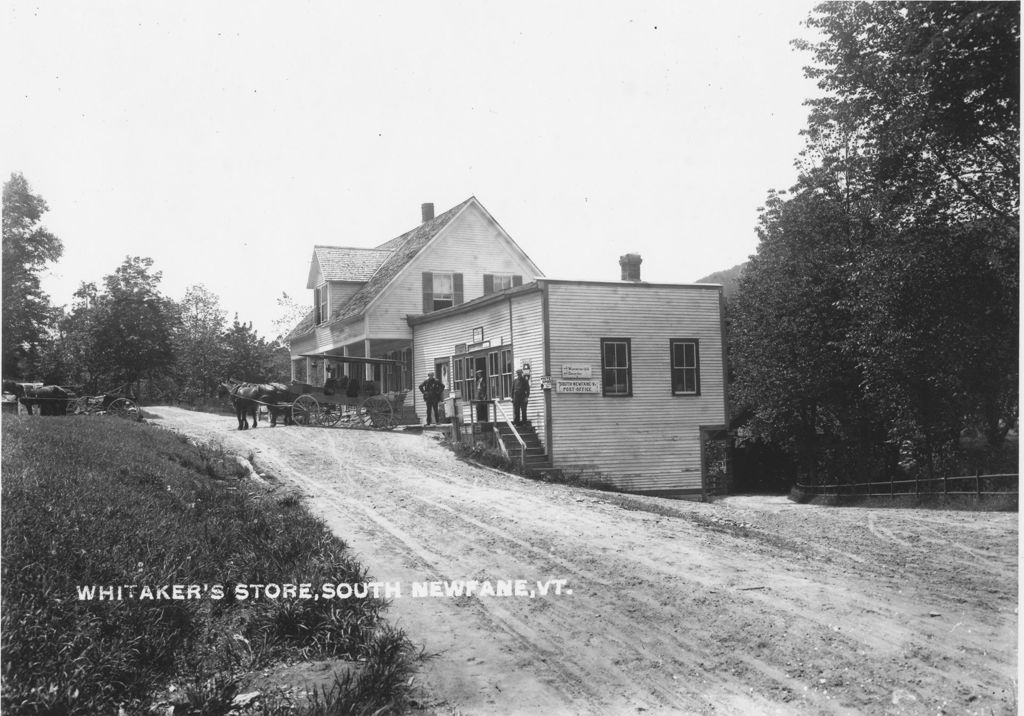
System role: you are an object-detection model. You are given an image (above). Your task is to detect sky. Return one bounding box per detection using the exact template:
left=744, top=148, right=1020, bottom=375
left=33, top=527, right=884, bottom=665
left=4, top=1, right=822, bottom=339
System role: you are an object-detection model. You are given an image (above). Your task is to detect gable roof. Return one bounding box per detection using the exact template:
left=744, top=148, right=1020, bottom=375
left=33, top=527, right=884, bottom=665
left=331, top=197, right=476, bottom=322
left=287, top=195, right=547, bottom=345
left=307, top=246, right=392, bottom=288
left=286, top=197, right=475, bottom=342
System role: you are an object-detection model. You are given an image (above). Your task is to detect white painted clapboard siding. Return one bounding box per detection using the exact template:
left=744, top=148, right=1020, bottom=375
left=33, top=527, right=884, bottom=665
left=371, top=203, right=537, bottom=335
left=545, top=282, right=725, bottom=493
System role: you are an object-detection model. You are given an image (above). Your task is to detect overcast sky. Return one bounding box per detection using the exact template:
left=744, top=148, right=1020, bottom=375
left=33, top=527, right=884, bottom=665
left=4, top=1, right=822, bottom=338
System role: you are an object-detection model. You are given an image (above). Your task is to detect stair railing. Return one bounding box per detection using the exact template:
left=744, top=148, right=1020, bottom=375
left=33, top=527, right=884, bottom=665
left=493, top=401, right=527, bottom=467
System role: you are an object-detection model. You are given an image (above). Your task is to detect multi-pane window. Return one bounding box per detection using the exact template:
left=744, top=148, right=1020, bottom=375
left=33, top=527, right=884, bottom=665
left=492, top=274, right=514, bottom=291
left=453, top=357, right=464, bottom=397
left=500, top=348, right=513, bottom=397
left=601, top=338, right=632, bottom=396
left=455, top=356, right=475, bottom=399
left=422, top=272, right=463, bottom=313
left=487, top=352, right=499, bottom=398
left=314, top=285, right=328, bottom=325
left=486, top=348, right=515, bottom=398
left=483, top=273, right=522, bottom=294
left=671, top=340, right=700, bottom=395
left=432, top=272, right=454, bottom=311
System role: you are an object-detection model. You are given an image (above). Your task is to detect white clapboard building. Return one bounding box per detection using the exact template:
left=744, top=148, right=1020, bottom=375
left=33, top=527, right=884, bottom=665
left=287, top=197, right=728, bottom=499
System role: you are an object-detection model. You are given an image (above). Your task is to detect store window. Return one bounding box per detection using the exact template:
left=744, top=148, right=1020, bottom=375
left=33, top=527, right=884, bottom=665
left=670, top=339, right=700, bottom=395
left=601, top=338, right=632, bottom=396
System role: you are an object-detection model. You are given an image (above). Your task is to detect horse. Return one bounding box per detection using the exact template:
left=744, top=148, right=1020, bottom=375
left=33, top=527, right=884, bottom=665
left=217, top=380, right=294, bottom=430
left=2, top=382, right=71, bottom=415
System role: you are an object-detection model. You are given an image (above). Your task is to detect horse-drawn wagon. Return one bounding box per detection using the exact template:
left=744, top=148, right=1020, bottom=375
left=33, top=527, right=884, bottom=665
left=65, top=384, right=140, bottom=420
left=219, top=355, right=408, bottom=431
left=1, top=380, right=140, bottom=419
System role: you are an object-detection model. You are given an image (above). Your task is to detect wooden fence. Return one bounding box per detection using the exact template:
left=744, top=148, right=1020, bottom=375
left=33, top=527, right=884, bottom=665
left=796, top=473, right=1018, bottom=498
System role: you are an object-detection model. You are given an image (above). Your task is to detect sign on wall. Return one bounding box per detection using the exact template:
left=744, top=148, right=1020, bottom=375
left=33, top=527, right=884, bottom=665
left=560, top=363, right=592, bottom=379
left=555, top=379, right=601, bottom=394
left=540, top=376, right=552, bottom=390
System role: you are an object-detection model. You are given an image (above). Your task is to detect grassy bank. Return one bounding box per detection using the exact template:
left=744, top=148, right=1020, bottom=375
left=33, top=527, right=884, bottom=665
left=1, top=415, right=418, bottom=715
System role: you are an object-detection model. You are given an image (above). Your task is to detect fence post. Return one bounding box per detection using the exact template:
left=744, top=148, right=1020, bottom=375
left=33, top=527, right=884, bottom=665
left=976, top=471, right=982, bottom=500
left=890, top=474, right=894, bottom=499
left=943, top=474, right=947, bottom=497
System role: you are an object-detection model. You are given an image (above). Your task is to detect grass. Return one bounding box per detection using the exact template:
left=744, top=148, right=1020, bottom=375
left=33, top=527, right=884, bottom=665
left=1, top=414, right=419, bottom=715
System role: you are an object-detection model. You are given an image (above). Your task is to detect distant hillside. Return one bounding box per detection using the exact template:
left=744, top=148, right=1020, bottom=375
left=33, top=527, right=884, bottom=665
left=695, top=262, right=746, bottom=299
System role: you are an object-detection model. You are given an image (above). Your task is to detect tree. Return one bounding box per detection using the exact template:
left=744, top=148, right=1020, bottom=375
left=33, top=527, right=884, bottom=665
left=272, top=292, right=312, bottom=346
left=847, top=222, right=1017, bottom=475
left=222, top=317, right=279, bottom=383
left=88, top=257, right=177, bottom=395
left=731, top=190, right=873, bottom=483
left=2, top=173, right=63, bottom=377
left=173, top=285, right=227, bottom=399
left=732, top=3, right=1019, bottom=483
left=797, top=2, right=1019, bottom=230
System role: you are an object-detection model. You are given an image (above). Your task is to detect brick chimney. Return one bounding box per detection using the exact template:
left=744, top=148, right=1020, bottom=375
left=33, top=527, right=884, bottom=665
left=619, top=253, right=643, bottom=281
left=421, top=203, right=435, bottom=222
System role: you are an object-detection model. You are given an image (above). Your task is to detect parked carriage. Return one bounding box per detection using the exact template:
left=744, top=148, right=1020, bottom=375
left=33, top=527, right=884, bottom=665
left=220, top=356, right=408, bottom=430
left=65, top=384, right=140, bottom=420
left=288, top=355, right=407, bottom=429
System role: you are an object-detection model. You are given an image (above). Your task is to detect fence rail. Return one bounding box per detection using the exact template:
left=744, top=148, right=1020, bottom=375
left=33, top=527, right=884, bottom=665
left=796, top=473, right=1018, bottom=498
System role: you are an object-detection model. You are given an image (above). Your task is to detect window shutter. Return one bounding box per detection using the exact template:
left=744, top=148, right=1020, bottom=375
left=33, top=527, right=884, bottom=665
left=483, top=274, right=494, bottom=294
left=453, top=273, right=464, bottom=305
left=422, top=272, right=433, bottom=313
left=512, top=275, right=523, bottom=287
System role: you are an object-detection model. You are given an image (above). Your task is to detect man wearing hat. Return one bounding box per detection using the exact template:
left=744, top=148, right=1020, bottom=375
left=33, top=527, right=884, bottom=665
left=418, top=371, right=445, bottom=425
left=512, top=368, right=530, bottom=425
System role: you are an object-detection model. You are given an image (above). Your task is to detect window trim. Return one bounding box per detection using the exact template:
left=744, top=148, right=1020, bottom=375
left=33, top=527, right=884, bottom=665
left=432, top=271, right=455, bottom=311
left=315, top=284, right=328, bottom=325
left=670, top=338, right=701, bottom=396
left=491, top=273, right=515, bottom=292
left=600, top=337, right=633, bottom=397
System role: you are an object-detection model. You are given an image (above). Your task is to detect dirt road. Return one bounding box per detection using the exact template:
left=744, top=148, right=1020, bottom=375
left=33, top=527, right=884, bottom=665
left=147, top=407, right=1017, bottom=715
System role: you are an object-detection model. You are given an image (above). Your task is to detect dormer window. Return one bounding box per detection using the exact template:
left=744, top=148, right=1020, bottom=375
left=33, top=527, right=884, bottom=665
left=315, top=285, right=328, bottom=324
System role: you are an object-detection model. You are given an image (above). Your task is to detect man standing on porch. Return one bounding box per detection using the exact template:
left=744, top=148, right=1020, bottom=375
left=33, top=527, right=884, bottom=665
left=418, top=371, right=444, bottom=425
left=512, top=369, right=530, bottom=425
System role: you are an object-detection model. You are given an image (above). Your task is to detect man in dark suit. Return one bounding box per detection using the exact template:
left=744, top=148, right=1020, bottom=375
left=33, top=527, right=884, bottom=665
left=419, top=371, right=445, bottom=425
left=512, top=369, right=530, bottom=425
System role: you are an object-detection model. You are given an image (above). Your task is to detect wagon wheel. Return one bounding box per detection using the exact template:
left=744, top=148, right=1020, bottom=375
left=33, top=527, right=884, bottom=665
left=107, top=398, right=140, bottom=420
left=66, top=397, right=88, bottom=416
left=318, top=403, right=343, bottom=427
left=358, top=395, right=393, bottom=429
left=291, top=394, right=320, bottom=426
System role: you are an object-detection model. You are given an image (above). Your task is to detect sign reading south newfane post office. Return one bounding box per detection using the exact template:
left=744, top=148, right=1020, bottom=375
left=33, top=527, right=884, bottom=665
left=556, top=364, right=599, bottom=393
